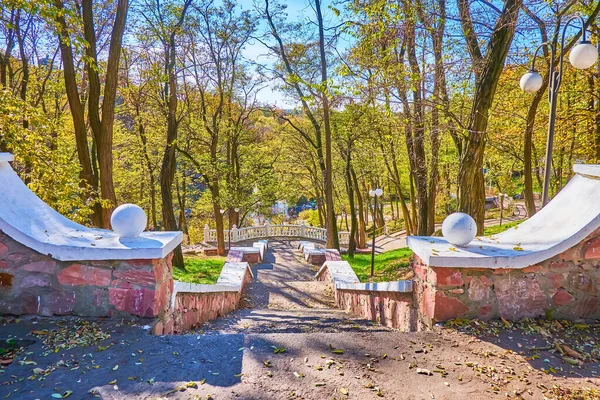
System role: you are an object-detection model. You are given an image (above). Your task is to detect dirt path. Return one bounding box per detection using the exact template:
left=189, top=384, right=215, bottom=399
left=1, top=241, right=599, bottom=399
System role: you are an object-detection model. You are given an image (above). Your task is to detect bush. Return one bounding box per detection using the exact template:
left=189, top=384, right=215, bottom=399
left=298, top=209, right=321, bottom=226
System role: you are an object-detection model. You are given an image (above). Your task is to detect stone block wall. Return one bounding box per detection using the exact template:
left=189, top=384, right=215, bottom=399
left=158, top=270, right=253, bottom=334
left=317, top=263, right=415, bottom=330
left=336, top=289, right=415, bottom=330
left=0, top=230, right=173, bottom=319
left=412, top=229, right=600, bottom=328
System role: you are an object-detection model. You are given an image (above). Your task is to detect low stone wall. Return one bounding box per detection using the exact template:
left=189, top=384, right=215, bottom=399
left=317, top=261, right=415, bottom=330
left=227, top=247, right=261, bottom=264
left=412, top=229, right=600, bottom=328
left=154, top=255, right=258, bottom=334
left=159, top=269, right=253, bottom=334
left=0, top=230, right=172, bottom=319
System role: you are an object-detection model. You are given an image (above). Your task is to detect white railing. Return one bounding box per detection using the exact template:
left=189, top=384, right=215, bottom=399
left=204, top=223, right=350, bottom=246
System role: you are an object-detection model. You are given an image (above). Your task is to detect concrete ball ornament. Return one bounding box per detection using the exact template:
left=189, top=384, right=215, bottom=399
left=442, top=212, right=477, bottom=247
left=111, top=204, right=147, bottom=237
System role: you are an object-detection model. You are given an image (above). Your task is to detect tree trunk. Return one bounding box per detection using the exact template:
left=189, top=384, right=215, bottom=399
left=403, top=0, right=428, bottom=236
left=456, top=0, right=522, bottom=233
left=352, top=168, right=367, bottom=249
left=345, top=152, right=357, bottom=257
left=315, top=0, right=338, bottom=250
left=159, top=28, right=186, bottom=267
left=53, top=0, right=100, bottom=226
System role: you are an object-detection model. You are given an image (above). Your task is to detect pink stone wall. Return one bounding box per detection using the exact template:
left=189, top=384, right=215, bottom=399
left=317, top=264, right=415, bottom=330
left=307, top=253, right=326, bottom=265
left=335, top=289, right=415, bottom=331
left=0, top=230, right=173, bottom=320
left=412, top=229, right=600, bottom=328
left=157, top=269, right=253, bottom=334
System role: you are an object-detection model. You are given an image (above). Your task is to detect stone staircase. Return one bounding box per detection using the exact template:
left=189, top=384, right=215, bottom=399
left=196, top=240, right=393, bottom=335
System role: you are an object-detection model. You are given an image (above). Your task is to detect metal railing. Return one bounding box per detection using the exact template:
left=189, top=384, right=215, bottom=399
left=204, top=223, right=350, bottom=246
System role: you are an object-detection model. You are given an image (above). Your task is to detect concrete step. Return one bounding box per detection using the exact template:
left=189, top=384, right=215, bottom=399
left=265, top=280, right=335, bottom=310
left=197, top=308, right=394, bottom=335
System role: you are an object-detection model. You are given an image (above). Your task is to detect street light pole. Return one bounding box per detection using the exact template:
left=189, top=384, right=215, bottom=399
left=369, top=188, right=383, bottom=277
left=520, top=16, right=598, bottom=207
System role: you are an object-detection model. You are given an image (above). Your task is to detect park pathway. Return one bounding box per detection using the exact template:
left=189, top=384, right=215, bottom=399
left=198, top=240, right=391, bottom=334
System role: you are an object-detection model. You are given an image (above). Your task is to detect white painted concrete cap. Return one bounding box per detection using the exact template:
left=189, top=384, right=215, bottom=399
left=0, top=155, right=182, bottom=261
left=408, top=164, right=600, bottom=269
left=0, top=153, right=14, bottom=163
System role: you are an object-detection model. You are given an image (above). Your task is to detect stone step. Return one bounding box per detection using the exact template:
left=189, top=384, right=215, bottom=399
left=263, top=280, right=335, bottom=310
left=197, top=308, right=394, bottom=335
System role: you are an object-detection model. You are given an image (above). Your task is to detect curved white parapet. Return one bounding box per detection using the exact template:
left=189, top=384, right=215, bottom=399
left=408, top=164, right=600, bottom=269
left=0, top=154, right=182, bottom=261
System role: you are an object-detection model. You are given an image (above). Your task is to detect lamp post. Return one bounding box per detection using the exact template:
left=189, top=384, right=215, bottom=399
left=369, top=188, right=383, bottom=277
left=520, top=16, right=598, bottom=207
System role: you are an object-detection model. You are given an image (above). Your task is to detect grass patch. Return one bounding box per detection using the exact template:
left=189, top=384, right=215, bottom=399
left=342, top=248, right=413, bottom=282
left=483, top=220, right=522, bottom=236
left=173, top=255, right=226, bottom=284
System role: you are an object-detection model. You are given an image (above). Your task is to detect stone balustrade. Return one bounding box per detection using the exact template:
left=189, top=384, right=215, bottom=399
left=204, top=223, right=350, bottom=246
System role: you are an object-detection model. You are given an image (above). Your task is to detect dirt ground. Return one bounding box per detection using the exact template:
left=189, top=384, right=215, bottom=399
left=1, top=241, right=598, bottom=399
left=0, top=316, right=599, bottom=399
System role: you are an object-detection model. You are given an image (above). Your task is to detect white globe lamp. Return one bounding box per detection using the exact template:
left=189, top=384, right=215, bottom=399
left=111, top=204, right=147, bottom=237
left=569, top=41, right=598, bottom=70
left=442, top=212, right=477, bottom=247
left=519, top=70, right=543, bottom=93
left=374, top=188, right=383, bottom=197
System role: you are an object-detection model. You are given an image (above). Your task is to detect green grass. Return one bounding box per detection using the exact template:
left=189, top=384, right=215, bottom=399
left=342, top=248, right=413, bottom=282
left=173, top=255, right=226, bottom=284
left=483, top=220, right=522, bottom=236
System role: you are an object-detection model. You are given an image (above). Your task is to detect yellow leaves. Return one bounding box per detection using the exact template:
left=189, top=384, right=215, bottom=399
left=329, top=344, right=344, bottom=354
left=271, top=346, right=286, bottom=354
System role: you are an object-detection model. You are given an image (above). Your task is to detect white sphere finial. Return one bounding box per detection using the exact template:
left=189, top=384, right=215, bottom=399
left=111, top=204, right=147, bottom=237
left=442, top=212, right=477, bottom=247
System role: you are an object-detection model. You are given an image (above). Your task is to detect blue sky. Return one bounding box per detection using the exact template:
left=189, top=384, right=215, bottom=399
left=236, top=0, right=341, bottom=107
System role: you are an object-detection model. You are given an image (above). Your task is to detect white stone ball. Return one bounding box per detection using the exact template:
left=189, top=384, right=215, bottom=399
left=442, top=212, right=477, bottom=247
left=111, top=204, right=147, bottom=237
left=519, top=71, right=543, bottom=93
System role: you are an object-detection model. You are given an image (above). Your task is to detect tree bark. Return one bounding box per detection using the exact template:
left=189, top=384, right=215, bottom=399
left=53, top=0, right=100, bottom=226
left=159, top=0, right=192, bottom=267
left=315, top=0, right=339, bottom=250
left=456, top=0, right=523, bottom=233
left=351, top=168, right=367, bottom=248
